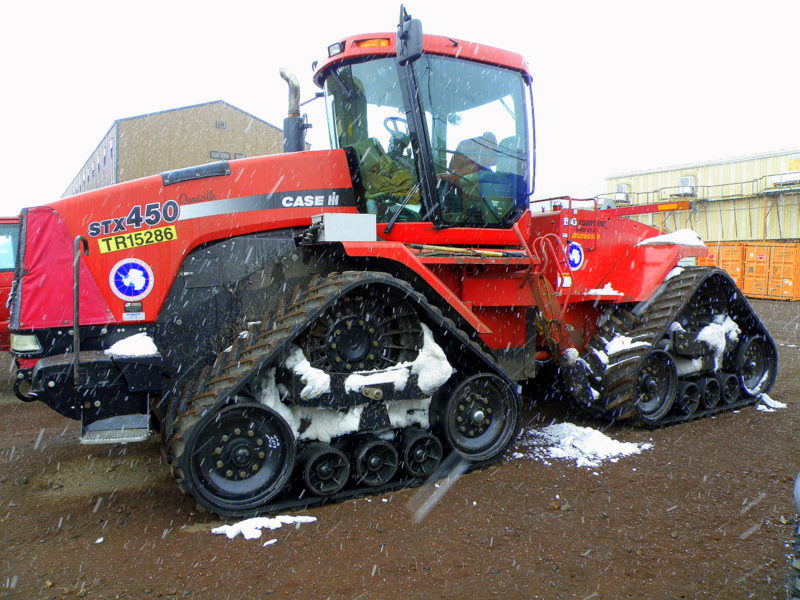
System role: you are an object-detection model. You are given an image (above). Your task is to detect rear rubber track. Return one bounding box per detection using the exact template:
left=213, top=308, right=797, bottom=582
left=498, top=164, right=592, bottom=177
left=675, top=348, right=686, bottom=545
left=571, top=267, right=776, bottom=426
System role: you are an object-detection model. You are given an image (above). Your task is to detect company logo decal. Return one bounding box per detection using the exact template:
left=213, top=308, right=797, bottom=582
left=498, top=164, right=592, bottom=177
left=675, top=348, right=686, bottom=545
left=109, top=259, right=154, bottom=301
left=567, top=242, right=585, bottom=270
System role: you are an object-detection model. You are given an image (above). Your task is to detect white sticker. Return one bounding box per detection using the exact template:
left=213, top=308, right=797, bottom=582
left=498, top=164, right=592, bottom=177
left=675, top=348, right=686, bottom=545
left=109, top=259, right=154, bottom=301
left=122, top=312, right=146, bottom=321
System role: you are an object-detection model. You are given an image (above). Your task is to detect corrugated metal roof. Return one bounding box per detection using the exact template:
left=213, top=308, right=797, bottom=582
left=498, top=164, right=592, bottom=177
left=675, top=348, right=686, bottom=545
left=607, top=148, right=800, bottom=180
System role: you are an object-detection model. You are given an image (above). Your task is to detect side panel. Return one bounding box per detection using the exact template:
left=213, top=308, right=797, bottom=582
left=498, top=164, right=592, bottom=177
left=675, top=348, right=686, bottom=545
left=16, top=151, right=356, bottom=329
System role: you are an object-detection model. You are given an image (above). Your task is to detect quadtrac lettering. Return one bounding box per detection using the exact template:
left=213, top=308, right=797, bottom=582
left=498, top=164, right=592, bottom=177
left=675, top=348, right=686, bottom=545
left=88, top=200, right=180, bottom=237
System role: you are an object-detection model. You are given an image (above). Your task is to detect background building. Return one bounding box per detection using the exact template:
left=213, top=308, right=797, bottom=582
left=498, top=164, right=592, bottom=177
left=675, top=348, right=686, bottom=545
left=63, top=101, right=284, bottom=197
left=604, top=149, right=800, bottom=242
left=604, top=150, right=800, bottom=300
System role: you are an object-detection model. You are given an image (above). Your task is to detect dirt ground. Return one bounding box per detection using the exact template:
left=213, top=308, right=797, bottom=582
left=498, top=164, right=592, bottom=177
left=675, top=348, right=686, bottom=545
left=0, top=299, right=798, bottom=600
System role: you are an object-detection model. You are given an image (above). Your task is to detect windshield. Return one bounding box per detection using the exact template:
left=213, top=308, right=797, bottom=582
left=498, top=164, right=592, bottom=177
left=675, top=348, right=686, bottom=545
left=0, top=224, right=18, bottom=272
left=325, top=58, right=422, bottom=222
left=417, top=55, right=531, bottom=226
left=324, top=55, right=531, bottom=227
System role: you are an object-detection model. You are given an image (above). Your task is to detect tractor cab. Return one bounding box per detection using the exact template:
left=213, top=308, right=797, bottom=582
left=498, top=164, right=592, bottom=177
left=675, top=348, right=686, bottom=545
left=314, top=13, right=534, bottom=229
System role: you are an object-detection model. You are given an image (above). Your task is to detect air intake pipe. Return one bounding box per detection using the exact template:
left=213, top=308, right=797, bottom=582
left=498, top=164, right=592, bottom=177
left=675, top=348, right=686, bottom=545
left=280, top=68, right=307, bottom=153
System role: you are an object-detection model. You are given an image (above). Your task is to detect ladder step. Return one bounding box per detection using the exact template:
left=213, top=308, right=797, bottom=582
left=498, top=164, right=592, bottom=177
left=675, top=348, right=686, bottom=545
left=81, top=428, right=150, bottom=445
left=80, top=414, right=150, bottom=445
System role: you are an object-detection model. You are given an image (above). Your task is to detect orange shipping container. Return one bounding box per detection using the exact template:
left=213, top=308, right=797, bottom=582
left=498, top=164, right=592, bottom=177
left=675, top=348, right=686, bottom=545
left=743, top=275, right=770, bottom=298
left=767, top=243, right=799, bottom=301
left=744, top=243, right=772, bottom=278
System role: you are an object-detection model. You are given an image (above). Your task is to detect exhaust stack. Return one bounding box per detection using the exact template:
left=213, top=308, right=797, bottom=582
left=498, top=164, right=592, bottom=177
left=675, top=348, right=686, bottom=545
left=280, top=69, right=307, bottom=153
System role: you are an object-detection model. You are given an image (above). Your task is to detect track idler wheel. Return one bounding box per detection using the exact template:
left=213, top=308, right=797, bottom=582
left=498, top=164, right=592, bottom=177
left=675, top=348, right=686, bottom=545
left=304, top=287, right=422, bottom=373
left=402, top=428, right=443, bottom=477
left=180, top=402, right=295, bottom=516
left=301, top=442, right=349, bottom=496
left=676, top=380, right=701, bottom=415
left=717, top=372, right=740, bottom=404
left=438, top=373, right=520, bottom=462
left=736, top=335, right=777, bottom=396
left=353, top=436, right=399, bottom=487
left=634, top=350, right=678, bottom=424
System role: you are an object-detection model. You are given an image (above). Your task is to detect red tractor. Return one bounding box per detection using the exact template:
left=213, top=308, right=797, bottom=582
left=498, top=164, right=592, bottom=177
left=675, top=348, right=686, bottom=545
left=9, top=9, right=776, bottom=516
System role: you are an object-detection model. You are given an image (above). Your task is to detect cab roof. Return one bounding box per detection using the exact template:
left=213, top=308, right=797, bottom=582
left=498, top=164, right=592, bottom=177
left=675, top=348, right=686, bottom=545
left=313, top=33, right=531, bottom=87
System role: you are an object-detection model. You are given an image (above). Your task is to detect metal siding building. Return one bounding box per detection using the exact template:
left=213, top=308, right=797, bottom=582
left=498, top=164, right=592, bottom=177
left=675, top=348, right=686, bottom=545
left=605, top=149, right=800, bottom=242
left=63, top=101, right=284, bottom=197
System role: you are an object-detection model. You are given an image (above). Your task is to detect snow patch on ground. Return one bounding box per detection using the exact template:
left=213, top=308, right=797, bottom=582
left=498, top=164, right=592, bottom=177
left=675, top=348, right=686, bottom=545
left=756, top=393, right=786, bottom=412
left=636, top=229, right=705, bottom=247
left=605, top=335, right=650, bottom=356
left=104, top=333, right=159, bottom=357
left=512, top=422, right=653, bottom=468
left=211, top=515, right=316, bottom=540
left=697, top=315, right=740, bottom=370
left=585, top=282, right=623, bottom=296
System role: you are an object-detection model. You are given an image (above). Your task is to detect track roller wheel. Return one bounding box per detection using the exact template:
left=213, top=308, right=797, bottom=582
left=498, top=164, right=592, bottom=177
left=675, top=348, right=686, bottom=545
left=301, top=442, right=349, bottom=496
left=634, top=350, right=678, bottom=424
left=717, top=372, right=740, bottom=404
left=353, top=436, right=399, bottom=487
left=736, top=335, right=777, bottom=396
left=179, top=402, right=295, bottom=516
left=676, top=380, right=701, bottom=415
left=438, top=373, right=520, bottom=462
left=699, top=376, right=721, bottom=409
left=402, top=428, right=443, bottom=477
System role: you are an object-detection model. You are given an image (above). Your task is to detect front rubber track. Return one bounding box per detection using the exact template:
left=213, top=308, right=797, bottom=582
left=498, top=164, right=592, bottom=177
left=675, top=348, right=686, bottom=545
left=165, top=271, right=521, bottom=516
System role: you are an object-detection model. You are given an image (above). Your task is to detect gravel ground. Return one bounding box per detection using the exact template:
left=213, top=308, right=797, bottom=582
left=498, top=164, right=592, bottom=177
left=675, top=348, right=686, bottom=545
left=0, top=299, right=797, bottom=599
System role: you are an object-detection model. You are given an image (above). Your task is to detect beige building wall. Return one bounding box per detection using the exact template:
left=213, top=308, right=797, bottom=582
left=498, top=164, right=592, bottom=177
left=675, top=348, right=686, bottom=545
left=63, top=127, right=117, bottom=197
left=63, top=101, right=283, bottom=197
left=604, top=150, right=800, bottom=242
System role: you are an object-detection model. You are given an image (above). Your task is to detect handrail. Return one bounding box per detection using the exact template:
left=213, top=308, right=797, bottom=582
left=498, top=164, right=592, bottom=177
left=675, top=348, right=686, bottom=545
left=73, top=236, right=89, bottom=385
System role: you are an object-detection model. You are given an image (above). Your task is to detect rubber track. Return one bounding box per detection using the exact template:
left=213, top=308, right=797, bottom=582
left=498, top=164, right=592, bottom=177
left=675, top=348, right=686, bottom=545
left=165, top=271, right=519, bottom=516
left=576, top=267, right=773, bottom=426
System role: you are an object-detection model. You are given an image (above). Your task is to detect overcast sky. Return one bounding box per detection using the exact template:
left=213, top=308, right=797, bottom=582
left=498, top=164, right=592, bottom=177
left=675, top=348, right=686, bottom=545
left=3, top=1, right=800, bottom=214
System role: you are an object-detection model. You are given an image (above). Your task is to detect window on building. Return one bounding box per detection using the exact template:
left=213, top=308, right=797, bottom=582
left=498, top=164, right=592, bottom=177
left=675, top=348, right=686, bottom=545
left=215, top=121, right=227, bottom=130
left=210, top=151, right=231, bottom=160
left=234, top=153, right=246, bottom=159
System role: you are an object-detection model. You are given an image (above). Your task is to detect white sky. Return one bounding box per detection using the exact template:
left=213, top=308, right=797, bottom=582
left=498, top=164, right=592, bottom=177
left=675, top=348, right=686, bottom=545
left=3, top=1, right=800, bottom=214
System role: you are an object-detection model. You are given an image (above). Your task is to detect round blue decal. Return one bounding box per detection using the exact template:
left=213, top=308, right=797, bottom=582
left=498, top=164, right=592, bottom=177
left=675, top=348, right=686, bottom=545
left=108, top=258, right=154, bottom=301
left=567, top=242, right=585, bottom=271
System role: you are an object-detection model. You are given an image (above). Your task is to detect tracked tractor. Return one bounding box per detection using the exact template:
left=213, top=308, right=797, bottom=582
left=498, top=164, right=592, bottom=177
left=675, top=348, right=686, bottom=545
left=9, top=8, right=777, bottom=516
